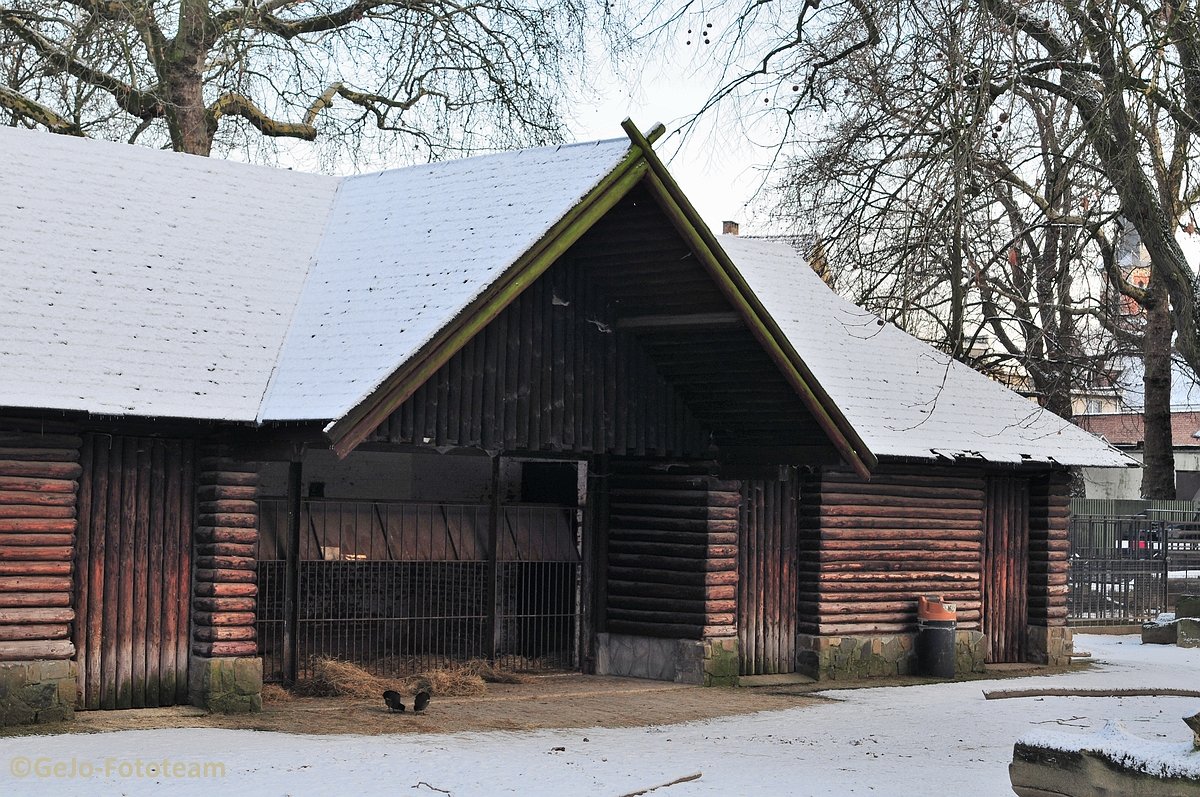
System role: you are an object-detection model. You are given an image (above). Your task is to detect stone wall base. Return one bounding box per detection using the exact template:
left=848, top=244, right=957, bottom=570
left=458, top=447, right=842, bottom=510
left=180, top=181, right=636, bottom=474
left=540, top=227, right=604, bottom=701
left=0, top=660, right=76, bottom=726
left=594, top=633, right=739, bottom=686
left=188, top=656, right=262, bottom=713
left=796, top=631, right=988, bottom=681
left=1027, top=625, right=1074, bottom=666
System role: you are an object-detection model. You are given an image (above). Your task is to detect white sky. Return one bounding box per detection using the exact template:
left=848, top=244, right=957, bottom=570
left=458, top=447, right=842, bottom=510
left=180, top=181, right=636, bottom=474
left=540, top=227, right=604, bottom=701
left=564, top=54, right=772, bottom=237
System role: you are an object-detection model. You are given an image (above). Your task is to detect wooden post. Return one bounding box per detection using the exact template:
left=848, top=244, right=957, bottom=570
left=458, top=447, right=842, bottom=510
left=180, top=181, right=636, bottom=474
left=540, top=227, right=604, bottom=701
left=283, top=458, right=302, bottom=684
left=486, top=454, right=502, bottom=662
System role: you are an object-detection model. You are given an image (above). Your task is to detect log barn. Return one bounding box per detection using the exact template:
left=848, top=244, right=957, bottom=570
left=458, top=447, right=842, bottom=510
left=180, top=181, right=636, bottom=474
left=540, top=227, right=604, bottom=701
left=0, top=121, right=1129, bottom=725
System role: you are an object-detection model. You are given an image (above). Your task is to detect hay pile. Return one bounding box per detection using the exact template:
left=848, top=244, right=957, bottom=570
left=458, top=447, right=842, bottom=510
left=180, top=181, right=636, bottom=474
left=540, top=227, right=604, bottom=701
left=296, top=657, right=527, bottom=699
left=261, top=683, right=296, bottom=703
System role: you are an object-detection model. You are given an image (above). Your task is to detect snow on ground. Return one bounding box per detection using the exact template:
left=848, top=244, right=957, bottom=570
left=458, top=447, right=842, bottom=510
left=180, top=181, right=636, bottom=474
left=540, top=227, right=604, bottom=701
left=1, top=634, right=1196, bottom=796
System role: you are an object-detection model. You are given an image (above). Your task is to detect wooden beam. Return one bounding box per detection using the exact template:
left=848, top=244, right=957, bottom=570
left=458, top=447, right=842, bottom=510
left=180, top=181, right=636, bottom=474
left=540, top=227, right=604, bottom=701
left=615, top=312, right=742, bottom=330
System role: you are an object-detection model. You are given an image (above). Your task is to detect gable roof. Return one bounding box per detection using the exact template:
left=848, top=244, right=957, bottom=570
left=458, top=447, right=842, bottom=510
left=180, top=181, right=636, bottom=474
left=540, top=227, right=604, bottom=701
left=720, top=236, right=1133, bottom=467
left=0, top=125, right=1128, bottom=469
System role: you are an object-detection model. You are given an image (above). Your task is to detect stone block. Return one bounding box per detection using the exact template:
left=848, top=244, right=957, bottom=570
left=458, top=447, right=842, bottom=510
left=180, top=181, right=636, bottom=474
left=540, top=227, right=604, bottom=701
left=0, top=660, right=76, bottom=727
left=1178, top=618, right=1200, bottom=648
left=1141, top=619, right=1178, bottom=645
left=189, top=656, right=263, bottom=714
left=1176, top=595, right=1200, bottom=620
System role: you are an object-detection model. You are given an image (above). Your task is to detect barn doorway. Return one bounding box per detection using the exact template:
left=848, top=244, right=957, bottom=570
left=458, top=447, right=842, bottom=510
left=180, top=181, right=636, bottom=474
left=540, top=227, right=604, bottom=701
left=737, top=470, right=800, bottom=675
left=982, top=475, right=1030, bottom=663
left=73, top=434, right=194, bottom=709
left=256, top=452, right=585, bottom=682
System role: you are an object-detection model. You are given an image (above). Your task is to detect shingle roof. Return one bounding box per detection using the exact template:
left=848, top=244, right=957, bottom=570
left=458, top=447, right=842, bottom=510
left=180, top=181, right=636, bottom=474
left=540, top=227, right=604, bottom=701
left=0, top=126, right=338, bottom=420
left=259, top=139, right=632, bottom=421
left=720, top=236, right=1132, bottom=467
left=0, top=127, right=1131, bottom=468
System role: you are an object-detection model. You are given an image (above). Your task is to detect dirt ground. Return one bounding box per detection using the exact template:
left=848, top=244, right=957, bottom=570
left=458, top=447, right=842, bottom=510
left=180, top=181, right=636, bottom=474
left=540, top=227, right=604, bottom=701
left=1, top=662, right=1083, bottom=739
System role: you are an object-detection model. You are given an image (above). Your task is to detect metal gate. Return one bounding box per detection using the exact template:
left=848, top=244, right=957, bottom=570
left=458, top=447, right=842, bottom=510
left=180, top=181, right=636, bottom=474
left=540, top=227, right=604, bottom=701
left=737, top=471, right=799, bottom=675
left=257, top=494, right=582, bottom=682
left=983, top=476, right=1029, bottom=663
left=74, top=435, right=194, bottom=709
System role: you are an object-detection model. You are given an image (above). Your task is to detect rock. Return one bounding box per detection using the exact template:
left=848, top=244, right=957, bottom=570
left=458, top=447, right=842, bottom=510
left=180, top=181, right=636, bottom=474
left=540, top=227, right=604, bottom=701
left=1142, top=619, right=1178, bottom=645
left=1177, top=595, right=1200, bottom=620
left=1179, top=618, right=1200, bottom=649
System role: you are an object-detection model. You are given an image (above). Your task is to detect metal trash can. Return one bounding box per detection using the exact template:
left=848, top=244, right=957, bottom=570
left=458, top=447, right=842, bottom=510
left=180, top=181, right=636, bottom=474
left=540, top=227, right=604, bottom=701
left=916, top=595, right=957, bottom=678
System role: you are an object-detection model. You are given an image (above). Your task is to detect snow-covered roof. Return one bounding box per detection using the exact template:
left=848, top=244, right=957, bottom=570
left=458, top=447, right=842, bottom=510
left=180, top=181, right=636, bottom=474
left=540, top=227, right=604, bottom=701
left=260, top=139, right=632, bottom=421
left=0, top=126, right=630, bottom=423
left=0, top=127, right=1130, bottom=467
left=720, top=236, right=1133, bottom=467
left=0, top=126, right=338, bottom=420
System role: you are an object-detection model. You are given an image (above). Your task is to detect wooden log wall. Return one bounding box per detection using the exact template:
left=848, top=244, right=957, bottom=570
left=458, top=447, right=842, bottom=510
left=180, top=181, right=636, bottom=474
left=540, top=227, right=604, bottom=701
left=983, top=476, right=1030, bottom=662
left=800, top=464, right=986, bottom=636
left=1028, top=472, right=1070, bottom=628
left=738, top=472, right=800, bottom=675
left=368, top=260, right=712, bottom=457
left=604, top=462, right=739, bottom=640
left=75, top=435, right=195, bottom=709
left=193, top=446, right=259, bottom=658
left=0, top=418, right=80, bottom=663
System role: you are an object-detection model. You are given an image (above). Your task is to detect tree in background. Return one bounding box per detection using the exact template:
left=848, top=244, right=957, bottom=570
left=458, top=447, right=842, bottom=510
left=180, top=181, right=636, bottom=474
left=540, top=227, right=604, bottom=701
left=0, top=0, right=617, bottom=158
left=667, top=0, right=1200, bottom=498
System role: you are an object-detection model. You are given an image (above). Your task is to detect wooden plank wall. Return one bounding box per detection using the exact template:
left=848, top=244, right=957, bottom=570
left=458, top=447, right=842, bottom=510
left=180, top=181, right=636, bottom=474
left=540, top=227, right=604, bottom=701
left=605, top=463, right=739, bottom=639
left=0, top=417, right=80, bottom=663
left=737, top=472, right=799, bottom=675
left=193, top=447, right=258, bottom=658
left=800, top=464, right=986, bottom=636
left=75, top=435, right=194, bottom=709
left=1028, top=472, right=1070, bottom=628
left=368, top=261, right=711, bottom=457
left=983, top=475, right=1029, bottom=662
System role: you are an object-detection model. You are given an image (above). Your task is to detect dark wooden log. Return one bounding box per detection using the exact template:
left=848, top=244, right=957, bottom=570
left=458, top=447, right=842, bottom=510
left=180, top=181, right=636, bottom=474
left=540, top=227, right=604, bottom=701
left=0, top=606, right=74, bottom=623
left=195, top=555, right=258, bottom=571
left=0, top=490, right=77, bottom=506
left=195, top=527, right=258, bottom=544
left=193, top=581, right=257, bottom=598
left=194, top=626, right=256, bottom=642
left=192, top=611, right=256, bottom=626
left=0, top=433, right=83, bottom=449
left=196, top=484, right=258, bottom=502
left=0, top=504, right=75, bottom=518
left=191, top=640, right=257, bottom=657
left=0, top=561, right=71, bottom=575
left=197, top=513, right=257, bottom=529
left=0, top=533, right=74, bottom=547
left=0, top=461, right=82, bottom=479
left=192, top=596, right=256, bottom=613
left=0, top=546, right=73, bottom=561
left=0, top=518, right=76, bottom=533
left=197, top=471, right=257, bottom=487
left=0, top=592, right=72, bottom=607
left=0, top=639, right=74, bottom=660
left=0, top=575, right=71, bottom=592
left=195, top=568, right=257, bottom=584
left=0, top=476, right=77, bottom=493
left=194, top=542, right=256, bottom=558
left=0, top=623, right=70, bottom=641
left=0, top=447, right=81, bottom=463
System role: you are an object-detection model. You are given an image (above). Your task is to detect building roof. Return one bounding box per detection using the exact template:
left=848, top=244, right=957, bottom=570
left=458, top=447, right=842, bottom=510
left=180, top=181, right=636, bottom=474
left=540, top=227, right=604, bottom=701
left=720, top=236, right=1133, bottom=467
left=0, top=126, right=1130, bottom=468
left=1076, top=410, right=1200, bottom=448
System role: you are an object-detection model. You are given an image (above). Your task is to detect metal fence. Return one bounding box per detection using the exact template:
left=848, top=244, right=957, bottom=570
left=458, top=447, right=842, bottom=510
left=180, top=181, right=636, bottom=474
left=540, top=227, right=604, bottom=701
left=256, top=498, right=582, bottom=682
left=1068, top=502, right=1200, bottom=625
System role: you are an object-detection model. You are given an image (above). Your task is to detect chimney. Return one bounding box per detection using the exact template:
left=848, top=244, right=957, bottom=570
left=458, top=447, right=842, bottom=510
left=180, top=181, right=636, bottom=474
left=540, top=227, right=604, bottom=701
left=722, top=220, right=739, bottom=236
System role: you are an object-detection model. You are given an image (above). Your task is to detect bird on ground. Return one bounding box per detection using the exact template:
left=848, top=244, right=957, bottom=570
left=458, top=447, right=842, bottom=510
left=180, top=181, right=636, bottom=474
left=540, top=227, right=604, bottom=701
left=413, top=689, right=431, bottom=713
left=382, top=690, right=406, bottom=712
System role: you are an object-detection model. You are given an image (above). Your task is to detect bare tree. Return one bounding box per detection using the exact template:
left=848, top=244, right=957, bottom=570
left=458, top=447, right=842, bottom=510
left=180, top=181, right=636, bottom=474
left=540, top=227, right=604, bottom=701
left=0, top=0, right=614, bottom=158
left=665, top=0, right=1200, bottom=497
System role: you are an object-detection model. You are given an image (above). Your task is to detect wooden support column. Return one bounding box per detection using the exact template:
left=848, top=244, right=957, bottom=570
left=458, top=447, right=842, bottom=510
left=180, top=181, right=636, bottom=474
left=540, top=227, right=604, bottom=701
left=192, top=446, right=259, bottom=658
left=282, top=458, right=302, bottom=684
left=486, top=454, right=502, bottom=662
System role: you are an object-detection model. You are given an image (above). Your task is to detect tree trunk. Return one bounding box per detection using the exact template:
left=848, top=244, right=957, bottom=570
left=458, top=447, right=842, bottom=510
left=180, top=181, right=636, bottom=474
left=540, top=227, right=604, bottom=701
left=1141, top=279, right=1176, bottom=499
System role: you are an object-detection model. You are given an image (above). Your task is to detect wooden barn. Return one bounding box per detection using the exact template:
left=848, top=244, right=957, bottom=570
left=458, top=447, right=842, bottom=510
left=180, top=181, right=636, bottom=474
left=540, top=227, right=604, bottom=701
left=0, top=121, right=1129, bottom=725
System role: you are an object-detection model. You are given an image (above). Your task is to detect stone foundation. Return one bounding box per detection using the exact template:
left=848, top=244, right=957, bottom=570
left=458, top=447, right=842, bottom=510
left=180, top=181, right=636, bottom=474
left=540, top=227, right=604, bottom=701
left=0, top=660, right=76, bottom=726
left=593, top=633, right=739, bottom=686
left=796, top=631, right=988, bottom=681
left=188, top=656, right=262, bottom=713
left=1027, top=625, right=1074, bottom=666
